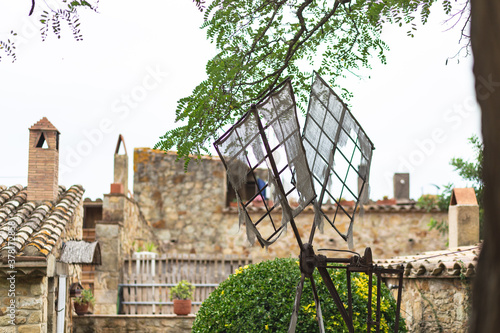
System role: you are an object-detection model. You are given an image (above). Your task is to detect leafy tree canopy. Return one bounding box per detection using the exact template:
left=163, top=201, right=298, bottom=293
left=0, top=0, right=98, bottom=62
left=450, top=134, right=483, bottom=201
left=156, top=0, right=468, bottom=166
left=416, top=134, right=483, bottom=211
left=416, top=134, right=484, bottom=239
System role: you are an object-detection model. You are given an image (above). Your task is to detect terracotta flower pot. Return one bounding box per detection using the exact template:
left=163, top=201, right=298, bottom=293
left=173, top=299, right=191, bottom=315
left=74, top=302, right=89, bottom=316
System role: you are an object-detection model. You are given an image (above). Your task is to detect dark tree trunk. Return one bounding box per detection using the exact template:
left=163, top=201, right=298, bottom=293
left=469, top=1, right=500, bottom=332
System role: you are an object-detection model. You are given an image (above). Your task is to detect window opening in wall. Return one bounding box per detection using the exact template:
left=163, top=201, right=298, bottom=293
left=36, top=132, right=49, bottom=149
left=226, top=167, right=269, bottom=206
left=83, top=205, right=103, bottom=229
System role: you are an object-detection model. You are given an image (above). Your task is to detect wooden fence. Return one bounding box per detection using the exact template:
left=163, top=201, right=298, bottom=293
left=119, top=253, right=252, bottom=314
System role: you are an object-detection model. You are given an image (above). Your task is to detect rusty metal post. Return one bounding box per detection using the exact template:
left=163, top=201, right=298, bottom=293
left=376, top=271, right=382, bottom=333
left=317, top=266, right=354, bottom=333
left=367, top=270, right=373, bottom=333
left=394, top=267, right=404, bottom=333
left=347, top=269, right=353, bottom=322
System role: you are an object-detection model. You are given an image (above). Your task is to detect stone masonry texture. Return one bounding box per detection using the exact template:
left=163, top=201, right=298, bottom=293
left=133, top=148, right=448, bottom=262
left=387, top=277, right=473, bottom=333
left=72, top=315, right=194, bottom=333
left=94, top=193, right=159, bottom=314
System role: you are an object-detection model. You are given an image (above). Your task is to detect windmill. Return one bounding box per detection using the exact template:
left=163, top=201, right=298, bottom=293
left=214, top=73, right=403, bottom=332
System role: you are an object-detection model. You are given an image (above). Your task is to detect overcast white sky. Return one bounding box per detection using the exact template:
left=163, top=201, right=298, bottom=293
left=0, top=0, right=480, bottom=201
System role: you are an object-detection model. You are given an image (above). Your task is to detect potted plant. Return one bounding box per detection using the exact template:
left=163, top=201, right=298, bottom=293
left=170, top=280, right=195, bottom=315
left=73, top=288, right=95, bottom=315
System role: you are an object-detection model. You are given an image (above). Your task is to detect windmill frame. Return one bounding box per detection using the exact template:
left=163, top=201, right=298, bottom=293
left=214, top=74, right=404, bottom=333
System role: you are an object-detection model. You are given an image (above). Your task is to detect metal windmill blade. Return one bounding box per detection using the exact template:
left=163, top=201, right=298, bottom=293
left=214, top=79, right=315, bottom=249
left=302, top=72, right=375, bottom=249
left=214, top=76, right=403, bottom=333
left=214, top=79, right=329, bottom=333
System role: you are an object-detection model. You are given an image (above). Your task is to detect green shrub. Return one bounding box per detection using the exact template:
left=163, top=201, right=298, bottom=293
left=193, top=258, right=406, bottom=332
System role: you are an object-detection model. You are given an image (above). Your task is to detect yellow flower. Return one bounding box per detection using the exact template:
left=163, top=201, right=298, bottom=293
left=265, top=324, right=269, bottom=330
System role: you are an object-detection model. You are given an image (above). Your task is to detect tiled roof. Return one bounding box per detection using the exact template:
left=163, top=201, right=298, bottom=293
left=224, top=202, right=443, bottom=214
left=376, top=244, right=480, bottom=278
left=29, top=117, right=60, bottom=133
left=0, top=184, right=84, bottom=259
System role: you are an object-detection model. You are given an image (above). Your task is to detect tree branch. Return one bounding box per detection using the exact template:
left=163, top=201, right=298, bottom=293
left=29, top=0, right=35, bottom=15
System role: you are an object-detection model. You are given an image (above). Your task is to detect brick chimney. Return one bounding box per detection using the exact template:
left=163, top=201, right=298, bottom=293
left=393, top=173, right=410, bottom=203
left=113, top=134, right=128, bottom=195
left=448, top=188, right=480, bottom=248
left=28, top=117, right=60, bottom=202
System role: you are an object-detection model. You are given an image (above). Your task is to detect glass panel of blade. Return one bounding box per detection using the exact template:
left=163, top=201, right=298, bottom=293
left=302, top=72, right=374, bottom=242
left=214, top=80, right=316, bottom=247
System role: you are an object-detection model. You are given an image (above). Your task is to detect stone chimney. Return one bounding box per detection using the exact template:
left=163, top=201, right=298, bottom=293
left=27, top=117, right=60, bottom=202
left=448, top=188, right=479, bottom=248
left=393, top=173, right=410, bottom=203
left=113, top=134, right=128, bottom=195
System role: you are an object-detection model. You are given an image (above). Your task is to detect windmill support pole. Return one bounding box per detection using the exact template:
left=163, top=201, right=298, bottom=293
left=367, top=271, right=373, bottom=332
left=317, top=266, right=354, bottom=333
left=376, top=271, right=382, bottom=333
left=394, top=268, right=404, bottom=333
left=347, top=269, right=353, bottom=322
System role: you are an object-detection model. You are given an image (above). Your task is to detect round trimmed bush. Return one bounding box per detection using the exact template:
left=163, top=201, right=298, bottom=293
left=193, top=258, right=406, bottom=332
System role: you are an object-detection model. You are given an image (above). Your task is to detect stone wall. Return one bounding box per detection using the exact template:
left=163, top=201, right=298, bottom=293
left=60, top=199, right=84, bottom=332
left=0, top=275, right=47, bottom=333
left=248, top=209, right=448, bottom=261
left=133, top=148, right=448, bottom=262
left=94, top=222, right=120, bottom=315
left=73, top=314, right=194, bottom=333
left=386, top=277, right=472, bottom=333
left=94, top=193, right=159, bottom=314
left=0, top=199, right=84, bottom=333
left=134, top=149, right=226, bottom=254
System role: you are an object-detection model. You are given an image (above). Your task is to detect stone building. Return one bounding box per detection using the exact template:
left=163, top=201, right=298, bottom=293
left=0, top=118, right=99, bottom=333
left=133, top=148, right=448, bottom=262
left=87, top=136, right=160, bottom=315
left=379, top=188, right=480, bottom=333
left=75, top=144, right=470, bottom=332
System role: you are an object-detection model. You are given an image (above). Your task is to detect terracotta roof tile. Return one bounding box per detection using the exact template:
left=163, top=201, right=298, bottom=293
left=0, top=184, right=84, bottom=258
left=223, top=201, right=443, bottom=214
left=376, top=244, right=480, bottom=278
left=29, top=117, right=60, bottom=133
